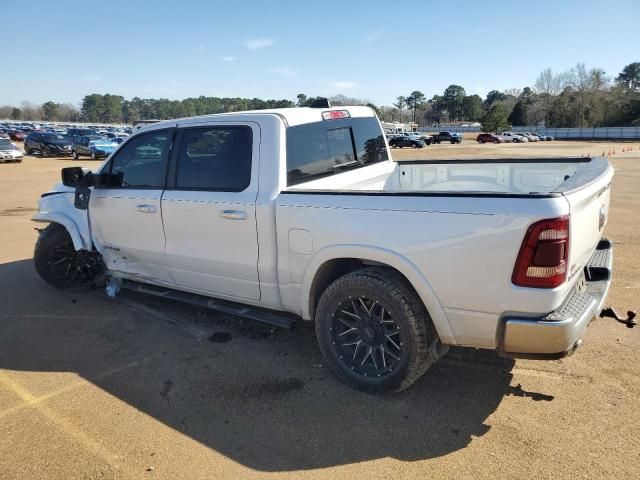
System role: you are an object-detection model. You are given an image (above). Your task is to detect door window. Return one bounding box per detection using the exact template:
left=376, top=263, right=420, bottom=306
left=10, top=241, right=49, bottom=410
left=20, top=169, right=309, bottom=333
left=108, top=129, right=172, bottom=188
left=174, top=126, right=252, bottom=191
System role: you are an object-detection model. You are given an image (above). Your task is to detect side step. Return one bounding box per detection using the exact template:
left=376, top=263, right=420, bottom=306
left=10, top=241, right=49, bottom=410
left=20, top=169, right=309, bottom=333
left=121, top=280, right=298, bottom=330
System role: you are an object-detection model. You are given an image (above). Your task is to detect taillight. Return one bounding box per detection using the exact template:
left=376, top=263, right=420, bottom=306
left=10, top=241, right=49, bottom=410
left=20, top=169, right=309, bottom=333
left=512, top=216, right=569, bottom=288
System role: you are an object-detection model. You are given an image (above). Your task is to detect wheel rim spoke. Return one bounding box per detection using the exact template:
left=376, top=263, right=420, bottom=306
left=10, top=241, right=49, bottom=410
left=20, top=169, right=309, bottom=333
left=331, top=295, right=402, bottom=378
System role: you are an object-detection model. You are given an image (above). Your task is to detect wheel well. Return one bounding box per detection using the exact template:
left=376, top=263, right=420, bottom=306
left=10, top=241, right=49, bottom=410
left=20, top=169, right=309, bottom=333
left=308, top=258, right=419, bottom=320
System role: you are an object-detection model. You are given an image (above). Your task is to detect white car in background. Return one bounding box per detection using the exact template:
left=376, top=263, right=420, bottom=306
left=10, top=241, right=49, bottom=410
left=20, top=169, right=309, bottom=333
left=519, top=132, right=539, bottom=142
left=499, top=132, right=528, bottom=143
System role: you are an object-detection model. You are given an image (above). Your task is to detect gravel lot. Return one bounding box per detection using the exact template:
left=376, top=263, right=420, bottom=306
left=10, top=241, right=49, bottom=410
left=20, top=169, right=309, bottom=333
left=0, top=140, right=639, bottom=479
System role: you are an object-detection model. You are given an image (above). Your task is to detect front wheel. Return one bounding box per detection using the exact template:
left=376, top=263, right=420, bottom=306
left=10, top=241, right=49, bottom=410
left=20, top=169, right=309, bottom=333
left=315, top=267, right=442, bottom=393
left=34, top=223, right=105, bottom=290
left=41, top=147, right=49, bottom=158
left=72, top=150, right=79, bottom=159
left=24, top=145, right=32, bottom=155
left=91, top=152, right=97, bottom=160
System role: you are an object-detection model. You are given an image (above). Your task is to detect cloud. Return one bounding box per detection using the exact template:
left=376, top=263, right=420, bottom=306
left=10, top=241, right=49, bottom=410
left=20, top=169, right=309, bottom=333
left=365, top=29, right=385, bottom=44
left=219, top=56, right=236, bottom=62
left=319, top=79, right=358, bottom=90
left=243, top=38, right=276, bottom=50
left=81, top=74, right=103, bottom=82
left=271, top=65, right=296, bottom=78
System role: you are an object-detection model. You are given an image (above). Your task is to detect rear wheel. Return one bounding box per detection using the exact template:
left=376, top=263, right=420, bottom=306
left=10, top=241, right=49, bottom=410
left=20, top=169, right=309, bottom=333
left=411, top=143, right=418, bottom=149
left=41, top=147, right=49, bottom=158
left=493, top=139, right=499, bottom=144
left=315, top=268, right=441, bottom=393
left=24, top=145, right=32, bottom=155
left=34, top=223, right=105, bottom=290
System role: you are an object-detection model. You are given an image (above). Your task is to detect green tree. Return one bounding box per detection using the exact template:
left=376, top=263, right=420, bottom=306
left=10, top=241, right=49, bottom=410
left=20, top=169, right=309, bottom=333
left=296, top=93, right=307, bottom=106
left=442, top=85, right=466, bottom=121
left=406, top=90, right=426, bottom=123
left=616, top=62, right=640, bottom=91
left=81, top=94, right=104, bottom=122
left=461, top=95, right=484, bottom=121
left=11, top=108, right=21, bottom=120
left=484, top=90, right=507, bottom=108
left=508, top=100, right=528, bottom=126
left=482, top=103, right=510, bottom=132
left=393, top=96, right=406, bottom=110
left=42, top=101, right=60, bottom=121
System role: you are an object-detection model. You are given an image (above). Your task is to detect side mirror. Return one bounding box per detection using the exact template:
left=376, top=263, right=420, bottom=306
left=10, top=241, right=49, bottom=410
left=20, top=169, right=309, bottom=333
left=61, top=167, right=85, bottom=187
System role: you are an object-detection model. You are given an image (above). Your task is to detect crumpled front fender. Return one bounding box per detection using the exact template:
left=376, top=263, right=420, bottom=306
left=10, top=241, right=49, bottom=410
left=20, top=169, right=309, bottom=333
left=32, top=192, right=92, bottom=251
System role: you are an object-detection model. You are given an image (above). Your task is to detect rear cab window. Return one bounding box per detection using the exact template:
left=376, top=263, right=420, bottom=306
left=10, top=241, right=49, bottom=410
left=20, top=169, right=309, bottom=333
left=286, top=116, right=388, bottom=186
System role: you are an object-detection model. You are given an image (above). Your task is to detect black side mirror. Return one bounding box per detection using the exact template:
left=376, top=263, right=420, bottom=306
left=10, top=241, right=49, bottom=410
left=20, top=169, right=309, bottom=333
left=61, top=167, right=85, bottom=187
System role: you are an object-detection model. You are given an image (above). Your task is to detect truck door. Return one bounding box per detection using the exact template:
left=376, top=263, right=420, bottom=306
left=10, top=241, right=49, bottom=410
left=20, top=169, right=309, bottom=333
left=89, top=127, right=174, bottom=283
left=161, top=122, right=260, bottom=301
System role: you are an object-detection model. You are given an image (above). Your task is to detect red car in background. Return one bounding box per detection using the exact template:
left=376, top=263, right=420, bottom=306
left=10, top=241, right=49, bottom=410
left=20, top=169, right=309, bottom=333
left=476, top=133, right=502, bottom=144
left=9, top=130, right=26, bottom=141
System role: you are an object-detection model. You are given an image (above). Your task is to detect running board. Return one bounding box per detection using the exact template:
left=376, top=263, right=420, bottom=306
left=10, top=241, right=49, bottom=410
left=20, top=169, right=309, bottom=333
left=121, top=281, right=298, bottom=330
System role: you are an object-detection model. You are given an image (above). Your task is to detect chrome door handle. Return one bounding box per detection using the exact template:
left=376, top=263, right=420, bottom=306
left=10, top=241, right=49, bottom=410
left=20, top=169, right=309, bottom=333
left=220, top=210, right=247, bottom=220
left=135, top=204, right=156, bottom=213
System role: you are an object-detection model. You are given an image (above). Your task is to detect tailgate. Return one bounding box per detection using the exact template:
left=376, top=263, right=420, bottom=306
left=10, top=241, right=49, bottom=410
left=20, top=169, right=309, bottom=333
left=562, top=158, right=614, bottom=281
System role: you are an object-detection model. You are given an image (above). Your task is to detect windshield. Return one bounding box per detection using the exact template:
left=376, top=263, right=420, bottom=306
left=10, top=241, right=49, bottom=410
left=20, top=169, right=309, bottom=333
left=43, top=133, right=65, bottom=141
left=286, top=117, right=388, bottom=186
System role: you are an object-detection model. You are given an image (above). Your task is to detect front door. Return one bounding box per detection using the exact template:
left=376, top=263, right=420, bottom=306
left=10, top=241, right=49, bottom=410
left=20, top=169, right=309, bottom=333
left=161, top=122, right=260, bottom=301
left=89, top=127, right=174, bottom=283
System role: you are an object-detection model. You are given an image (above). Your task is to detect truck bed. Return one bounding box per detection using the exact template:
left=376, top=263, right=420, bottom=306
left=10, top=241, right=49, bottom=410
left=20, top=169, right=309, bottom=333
left=287, top=157, right=609, bottom=197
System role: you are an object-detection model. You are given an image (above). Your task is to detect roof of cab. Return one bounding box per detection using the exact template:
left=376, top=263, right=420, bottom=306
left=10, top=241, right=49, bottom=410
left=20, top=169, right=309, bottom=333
left=138, top=106, right=376, bottom=131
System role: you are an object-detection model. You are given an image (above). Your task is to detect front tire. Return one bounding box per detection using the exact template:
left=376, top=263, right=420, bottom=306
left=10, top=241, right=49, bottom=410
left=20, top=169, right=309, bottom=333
left=315, top=267, right=441, bottom=393
left=34, top=223, right=105, bottom=290
left=41, top=147, right=49, bottom=158
left=91, top=152, right=97, bottom=160
left=72, top=150, right=79, bottom=160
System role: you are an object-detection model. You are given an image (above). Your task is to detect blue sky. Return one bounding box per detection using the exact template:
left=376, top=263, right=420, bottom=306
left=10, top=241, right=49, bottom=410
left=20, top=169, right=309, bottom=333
left=2, top=0, right=638, bottom=107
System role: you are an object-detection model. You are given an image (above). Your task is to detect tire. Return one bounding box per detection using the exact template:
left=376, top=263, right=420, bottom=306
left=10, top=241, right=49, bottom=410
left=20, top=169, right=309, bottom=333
left=72, top=150, right=79, bottom=160
left=411, top=143, right=418, bottom=149
left=493, top=139, right=499, bottom=144
left=315, top=267, right=442, bottom=393
left=41, top=147, right=49, bottom=158
left=24, top=145, right=30, bottom=155
left=91, top=152, right=97, bottom=160
left=34, top=223, right=105, bottom=290
left=479, top=140, right=485, bottom=144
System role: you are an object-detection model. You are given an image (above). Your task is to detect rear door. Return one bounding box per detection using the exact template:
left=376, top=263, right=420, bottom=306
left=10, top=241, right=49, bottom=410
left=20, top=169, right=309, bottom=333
left=89, top=127, right=174, bottom=282
left=161, top=122, right=261, bottom=301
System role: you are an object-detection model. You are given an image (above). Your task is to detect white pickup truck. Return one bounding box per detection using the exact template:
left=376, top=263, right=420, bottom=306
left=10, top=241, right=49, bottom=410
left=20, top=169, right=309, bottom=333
left=33, top=105, right=614, bottom=392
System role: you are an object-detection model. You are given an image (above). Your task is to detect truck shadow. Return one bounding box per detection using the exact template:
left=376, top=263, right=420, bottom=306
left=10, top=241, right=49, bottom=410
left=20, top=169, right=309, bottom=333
left=0, top=259, right=551, bottom=471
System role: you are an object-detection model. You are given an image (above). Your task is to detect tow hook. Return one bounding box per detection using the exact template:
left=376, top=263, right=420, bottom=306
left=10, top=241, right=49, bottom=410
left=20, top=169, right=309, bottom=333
left=105, top=277, right=122, bottom=299
left=600, top=307, right=637, bottom=328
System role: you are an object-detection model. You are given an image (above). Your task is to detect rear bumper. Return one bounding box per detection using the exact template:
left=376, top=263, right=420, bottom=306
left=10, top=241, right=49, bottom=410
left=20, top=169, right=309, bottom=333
left=500, top=238, right=613, bottom=359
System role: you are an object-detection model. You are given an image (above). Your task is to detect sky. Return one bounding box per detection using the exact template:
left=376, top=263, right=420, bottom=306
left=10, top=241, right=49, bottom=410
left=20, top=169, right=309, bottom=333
left=2, top=0, right=638, bottom=107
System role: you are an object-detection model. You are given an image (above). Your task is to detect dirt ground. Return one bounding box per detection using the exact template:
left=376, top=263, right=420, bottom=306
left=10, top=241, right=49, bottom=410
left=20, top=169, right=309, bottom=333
left=0, top=140, right=639, bottom=479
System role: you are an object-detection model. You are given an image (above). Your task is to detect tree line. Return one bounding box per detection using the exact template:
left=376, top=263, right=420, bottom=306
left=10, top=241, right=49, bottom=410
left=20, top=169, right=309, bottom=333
left=1, top=62, right=638, bottom=130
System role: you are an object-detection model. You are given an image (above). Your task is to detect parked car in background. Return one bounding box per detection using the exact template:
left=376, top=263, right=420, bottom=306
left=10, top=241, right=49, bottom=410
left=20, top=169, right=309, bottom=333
left=66, top=128, right=98, bottom=141
left=498, top=132, right=528, bottom=143
left=0, top=139, right=23, bottom=163
left=9, top=129, right=25, bottom=141
left=388, top=135, right=425, bottom=148
left=519, top=132, right=539, bottom=142
left=24, top=132, right=73, bottom=157
left=72, top=135, right=118, bottom=160
left=533, top=133, right=554, bottom=141
left=0, top=131, right=9, bottom=140
left=404, top=132, right=432, bottom=145
left=431, top=131, right=463, bottom=144
left=110, top=137, right=126, bottom=145
left=476, top=133, right=501, bottom=144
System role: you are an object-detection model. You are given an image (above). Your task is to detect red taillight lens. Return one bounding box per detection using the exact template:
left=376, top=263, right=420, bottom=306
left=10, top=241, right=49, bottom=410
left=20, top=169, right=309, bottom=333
left=512, top=217, right=569, bottom=288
